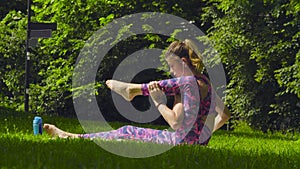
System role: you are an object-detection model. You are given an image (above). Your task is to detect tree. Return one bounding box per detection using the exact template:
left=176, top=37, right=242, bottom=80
left=202, top=0, right=300, bottom=131
left=0, top=10, right=26, bottom=110
left=0, top=0, right=208, bottom=119
left=2, top=0, right=298, bottom=131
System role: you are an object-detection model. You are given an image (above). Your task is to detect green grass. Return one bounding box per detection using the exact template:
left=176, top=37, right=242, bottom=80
left=0, top=108, right=299, bottom=169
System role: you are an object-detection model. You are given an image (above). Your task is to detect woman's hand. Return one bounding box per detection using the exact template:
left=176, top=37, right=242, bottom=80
left=148, top=81, right=167, bottom=107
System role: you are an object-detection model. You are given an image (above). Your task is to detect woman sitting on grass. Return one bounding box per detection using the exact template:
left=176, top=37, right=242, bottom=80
left=44, top=39, right=230, bottom=145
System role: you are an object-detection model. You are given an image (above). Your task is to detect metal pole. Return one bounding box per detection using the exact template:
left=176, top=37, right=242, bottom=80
left=25, top=0, right=31, bottom=112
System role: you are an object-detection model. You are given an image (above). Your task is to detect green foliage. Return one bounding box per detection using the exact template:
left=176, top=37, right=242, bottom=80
left=30, top=58, right=74, bottom=116
left=0, top=0, right=299, bottom=132
left=202, top=0, right=300, bottom=131
left=0, top=10, right=27, bottom=110
left=275, top=50, right=300, bottom=98
left=19, top=0, right=207, bottom=118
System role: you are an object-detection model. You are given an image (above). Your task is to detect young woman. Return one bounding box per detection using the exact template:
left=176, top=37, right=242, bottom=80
left=43, top=39, right=230, bottom=145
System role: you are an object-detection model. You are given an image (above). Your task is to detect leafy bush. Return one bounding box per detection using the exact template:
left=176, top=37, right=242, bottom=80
left=30, top=58, right=74, bottom=116
left=201, top=0, right=300, bottom=131
left=0, top=10, right=26, bottom=110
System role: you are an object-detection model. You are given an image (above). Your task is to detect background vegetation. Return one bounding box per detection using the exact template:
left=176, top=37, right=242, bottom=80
left=0, top=0, right=299, bottom=132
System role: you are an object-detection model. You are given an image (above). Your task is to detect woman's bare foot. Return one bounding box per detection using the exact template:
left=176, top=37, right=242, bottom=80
left=43, top=124, right=78, bottom=138
left=106, top=80, right=142, bottom=101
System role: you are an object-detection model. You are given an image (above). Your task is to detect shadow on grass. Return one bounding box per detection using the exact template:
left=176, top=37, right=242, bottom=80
left=214, top=129, right=298, bottom=141
left=0, top=135, right=299, bottom=169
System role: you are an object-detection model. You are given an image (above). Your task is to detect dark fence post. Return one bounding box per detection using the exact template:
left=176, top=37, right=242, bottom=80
left=25, top=0, right=32, bottom=112
left=25, top=0, right=57, bottom=112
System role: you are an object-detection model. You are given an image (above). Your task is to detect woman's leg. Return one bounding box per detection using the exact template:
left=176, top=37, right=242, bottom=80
left=43, top=124, right=79, bottom=138
left=44, top=123, right=176, bottom=145
left=106, top=77, right=188, bottom=100
left=79, top=125, right=176, bottom=145
left=106, top=80, right=143, bottom=101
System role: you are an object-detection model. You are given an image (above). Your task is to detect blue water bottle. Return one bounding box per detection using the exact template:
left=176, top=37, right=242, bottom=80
left=33, top=116, right=43, bottom=135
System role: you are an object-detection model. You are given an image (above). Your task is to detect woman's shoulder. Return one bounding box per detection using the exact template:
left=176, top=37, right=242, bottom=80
left=178, top=76, right=198, bottom=84
left=178, top=74, right=211, bottom=85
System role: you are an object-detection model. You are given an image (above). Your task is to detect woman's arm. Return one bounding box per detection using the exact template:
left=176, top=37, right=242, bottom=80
left=149, top=81, right=184, bottom=130
left=157, top=95, right=184, bottom=130
left=213, top=94, right=230, bottom=132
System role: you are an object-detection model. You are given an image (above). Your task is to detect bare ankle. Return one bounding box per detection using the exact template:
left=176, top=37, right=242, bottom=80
left=128, top=84, right=142, bottom=99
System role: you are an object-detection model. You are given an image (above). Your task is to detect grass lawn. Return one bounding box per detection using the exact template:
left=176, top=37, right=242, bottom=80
left=0, top=107, right=299, bottom=169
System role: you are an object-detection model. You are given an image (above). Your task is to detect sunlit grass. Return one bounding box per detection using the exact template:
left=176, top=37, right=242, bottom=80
left=0, top=108, right=299, bottom=169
